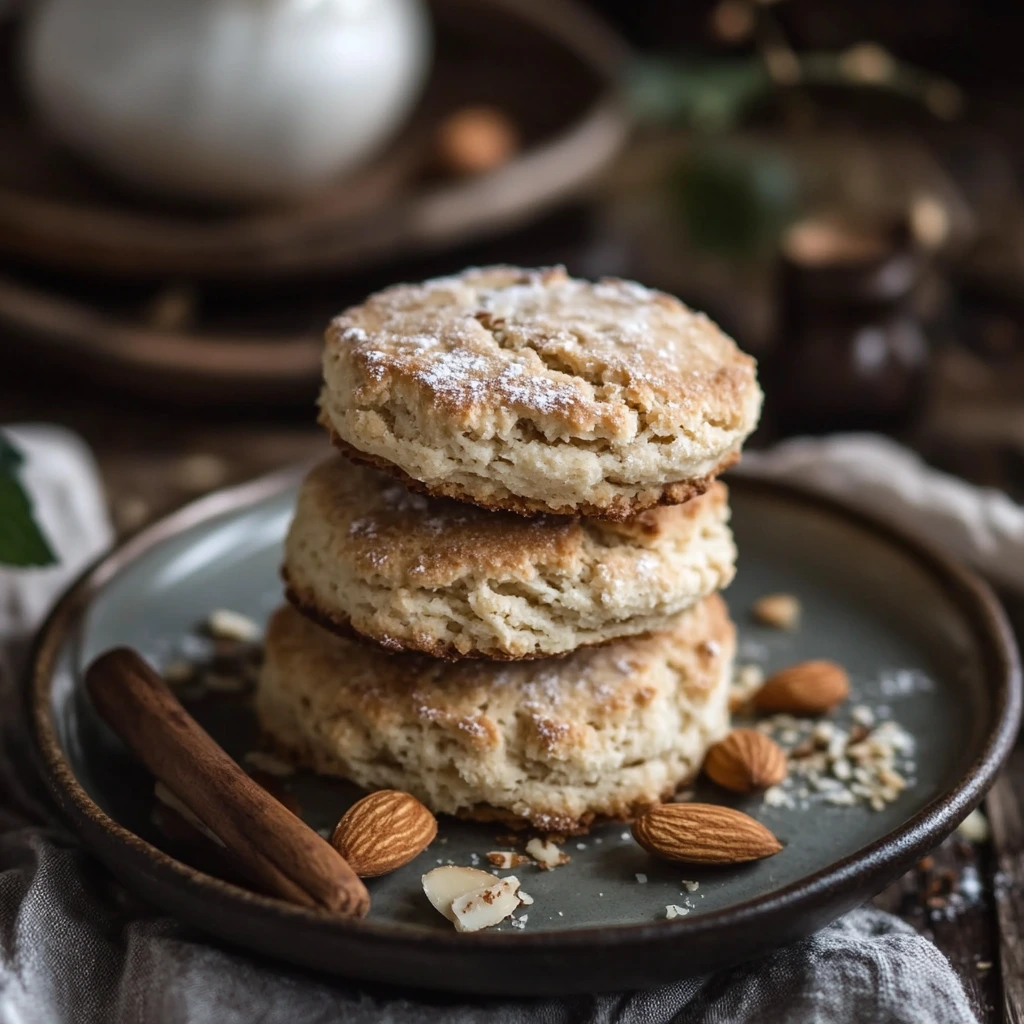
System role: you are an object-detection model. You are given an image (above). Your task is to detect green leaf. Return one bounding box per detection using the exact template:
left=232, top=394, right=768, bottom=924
left=0, top=436, right=56, bottom=568
left=628, top=57, right=771, bottom=133
left=669, top=146, right=797, bottom=258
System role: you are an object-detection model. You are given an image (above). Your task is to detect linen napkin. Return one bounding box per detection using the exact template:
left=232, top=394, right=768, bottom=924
left=0, top=427, right=986, bottom=1024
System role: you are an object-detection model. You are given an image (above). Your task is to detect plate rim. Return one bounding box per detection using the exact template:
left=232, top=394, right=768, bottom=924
left=25, top=466, right=1022, bottom=984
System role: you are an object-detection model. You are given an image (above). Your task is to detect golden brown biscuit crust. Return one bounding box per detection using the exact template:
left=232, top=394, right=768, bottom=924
left=257, top=597, right=734, bottom=833
left=319, top=266, right=760, bottom=518
left=326, top=424, right=739, bottom=520
left=282, top=458, right=734, bottom=659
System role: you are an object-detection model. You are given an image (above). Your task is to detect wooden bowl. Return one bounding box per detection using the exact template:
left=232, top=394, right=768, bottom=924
left=0, top=0, right=628, bottom=280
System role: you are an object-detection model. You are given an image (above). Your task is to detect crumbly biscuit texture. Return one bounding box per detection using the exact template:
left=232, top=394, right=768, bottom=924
left=284, top=458, right=736, bottom=659
left=320, top=266, right=762, bottom=518
left=256, top=596, right=734, bottom=834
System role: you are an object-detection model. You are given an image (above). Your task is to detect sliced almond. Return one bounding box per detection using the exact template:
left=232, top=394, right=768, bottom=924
left=704, top=729, right=788, bottom=793
left=422, top=866, right=501, bottom=923
left=632, top=803, right=782, bottom=864
left=451, top=876, right=522, bottom=932
left=753, top=660, right=849, bottom=715
left=752, top=594, right=801, bottom=630
left=526, top=837, right=570, bottom=870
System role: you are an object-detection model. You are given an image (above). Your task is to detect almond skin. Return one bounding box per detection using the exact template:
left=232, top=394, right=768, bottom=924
left=753, top=660, right=849, bottom=715
left=704, top=729, right=788, bottom=793
left=632, top=803, right=782, bottom=864
left=331, top=790, right=437, bottom=877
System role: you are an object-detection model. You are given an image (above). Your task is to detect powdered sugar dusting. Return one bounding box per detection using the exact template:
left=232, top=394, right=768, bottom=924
left=413, top=351, right=580, bottom=417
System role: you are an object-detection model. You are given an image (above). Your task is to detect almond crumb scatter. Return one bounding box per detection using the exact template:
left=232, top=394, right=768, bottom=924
left=751, top=701, right=917, bottom=813
left=526, top=838, right=570, bottom=870
left=665, top=905, right=690, bottom=919
left=635, top=873, right=648, bottom=884
left=729, top=663, right=765, bottom=710
left=486, top=851, right=529, bottom=869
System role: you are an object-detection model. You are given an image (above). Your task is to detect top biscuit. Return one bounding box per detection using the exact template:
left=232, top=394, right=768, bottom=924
left=320, top=266, right=762, bottom=519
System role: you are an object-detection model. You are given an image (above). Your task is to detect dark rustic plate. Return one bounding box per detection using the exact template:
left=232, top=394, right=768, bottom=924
left=27, top=470, right=1020, bottom=995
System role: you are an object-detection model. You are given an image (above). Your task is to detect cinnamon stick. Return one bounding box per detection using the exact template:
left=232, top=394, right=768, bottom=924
left=86, top=647, right=370, bottom=917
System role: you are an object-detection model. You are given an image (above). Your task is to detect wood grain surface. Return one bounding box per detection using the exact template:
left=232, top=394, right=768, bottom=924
left=989, top=745, right=1024, bottom=1024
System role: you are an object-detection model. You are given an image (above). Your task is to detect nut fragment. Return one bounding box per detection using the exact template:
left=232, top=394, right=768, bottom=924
left=752, top=594, right=801, bottom=630
left=526, top=837, right=570, bottom=870
left=753, top=660, right=849, bottom=715
left=422, top=866, right=501, bottom=922
left=207, top=608, right=259, bottom=643
left=632, top=803, right=782, bottom=864
left=704, top=729, right=788, bottom=793
left=435, top=106, right=519, bottom=176
left=162, top=660, right=194, bottom=685
left=486, top=851, right=530, bottom=869
left=957, top=808, right=990, bottom=844
left=451, top=876, right=522, bottom=932
left=729, top=663, right=765, bottom=711
left=332, top=790, right=438, bottom=877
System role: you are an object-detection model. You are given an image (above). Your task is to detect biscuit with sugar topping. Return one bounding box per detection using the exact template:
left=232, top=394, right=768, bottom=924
left=257, top=595, right=734, bottom=834
left=319, top=265, right=762, bottom=519
left=284, top=457, right=735, bottom=660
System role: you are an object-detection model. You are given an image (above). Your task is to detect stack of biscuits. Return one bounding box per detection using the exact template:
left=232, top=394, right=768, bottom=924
left=257, top=266, right=762, bottom=835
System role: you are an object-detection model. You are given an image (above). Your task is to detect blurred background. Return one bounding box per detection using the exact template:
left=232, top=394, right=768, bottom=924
left=1, top=0, right=1023, bottom=529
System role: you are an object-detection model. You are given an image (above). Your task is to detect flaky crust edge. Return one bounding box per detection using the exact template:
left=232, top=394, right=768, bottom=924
left=322, top=419, right=739, bottom=521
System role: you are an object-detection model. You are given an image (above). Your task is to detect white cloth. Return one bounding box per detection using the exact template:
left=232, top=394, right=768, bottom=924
left=0, top=428, right=986, bottom=1024
left=737, top=433, right=1024, bottom=592
left=0, top=425, right=112, bottom=637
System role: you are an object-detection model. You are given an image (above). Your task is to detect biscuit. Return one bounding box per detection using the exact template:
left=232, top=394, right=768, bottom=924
left=284, top=457, right=736, bottom=660
left=256, top=596, right=734, bottom=835
left=319, top=265, right=762, bottom=519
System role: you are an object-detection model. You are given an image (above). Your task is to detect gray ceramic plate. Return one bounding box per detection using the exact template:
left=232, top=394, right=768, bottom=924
left=28, top=469, right=1021, bottom=995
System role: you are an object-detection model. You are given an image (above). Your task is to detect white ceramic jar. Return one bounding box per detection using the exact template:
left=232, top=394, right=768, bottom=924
left=22, top=0, right=431, bottom=204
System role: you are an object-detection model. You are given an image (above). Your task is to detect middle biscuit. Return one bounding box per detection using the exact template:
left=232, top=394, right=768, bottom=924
left=284, top=457, right=736, bottom=660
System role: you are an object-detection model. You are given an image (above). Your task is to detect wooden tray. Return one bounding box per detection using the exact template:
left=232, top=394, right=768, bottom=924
left=0, top=0, right=627, bottom=281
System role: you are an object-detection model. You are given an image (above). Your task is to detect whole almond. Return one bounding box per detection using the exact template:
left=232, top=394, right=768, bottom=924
left=331, top=790, right=437, bottom=877
left=753, top=660, right=849, bottom=715
left=632, top=803, right=782, bottom=864
left=704, top=729, right=788, bottom=793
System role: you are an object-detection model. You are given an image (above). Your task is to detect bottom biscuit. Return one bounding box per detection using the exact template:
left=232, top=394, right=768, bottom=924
left=256, top=595, right=734, bottom=834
